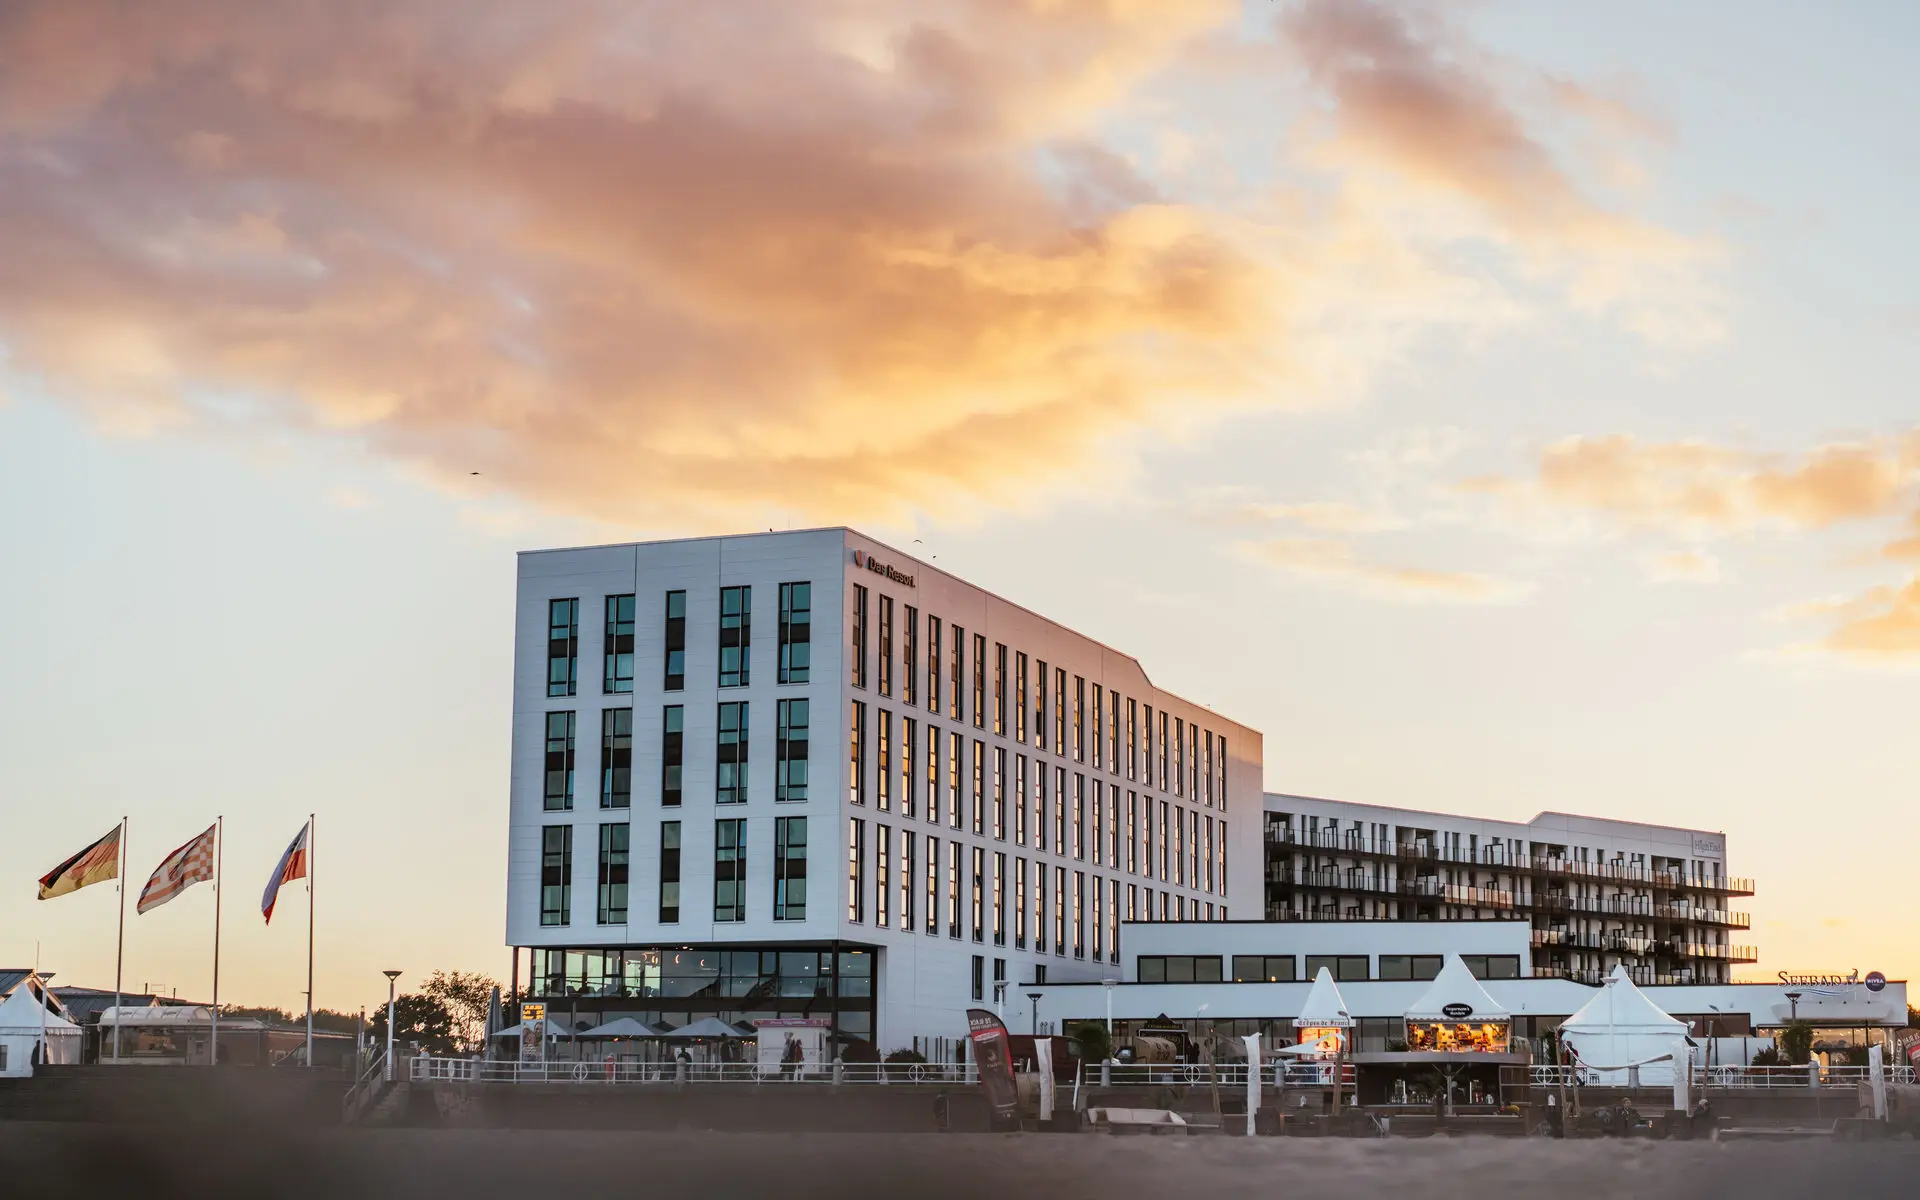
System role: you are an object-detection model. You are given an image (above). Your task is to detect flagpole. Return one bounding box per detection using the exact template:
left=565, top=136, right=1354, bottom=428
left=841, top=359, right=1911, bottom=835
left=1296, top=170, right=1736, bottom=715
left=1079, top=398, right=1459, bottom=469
left=306, top=813, right=315, bottom=1069
left=212, top=815, right=223, bottom=1068
left=113, top=815, right=126, bottom=1064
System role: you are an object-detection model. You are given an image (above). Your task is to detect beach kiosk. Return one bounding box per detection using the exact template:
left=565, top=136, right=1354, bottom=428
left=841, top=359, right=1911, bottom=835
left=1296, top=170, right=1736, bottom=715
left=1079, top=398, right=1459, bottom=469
left=1278, top=968, right=1354, bottom=1109
left=1354, top=954, right=1527, bottom=1110
left=1559, top=966, right=1690, bottom=1087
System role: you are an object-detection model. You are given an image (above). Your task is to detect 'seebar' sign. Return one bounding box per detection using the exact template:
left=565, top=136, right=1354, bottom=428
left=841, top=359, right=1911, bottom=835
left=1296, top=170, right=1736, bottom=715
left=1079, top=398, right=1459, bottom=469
left=852, top=549, right=915, bottom=588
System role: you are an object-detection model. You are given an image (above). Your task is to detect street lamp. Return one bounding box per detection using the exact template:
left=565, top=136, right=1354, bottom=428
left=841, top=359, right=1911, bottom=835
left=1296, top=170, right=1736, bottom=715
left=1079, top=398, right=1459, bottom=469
left=1102, top=979, right=1117, bottom=1038
left=1026, top=992, right=1042, bottom=1037
left=993, top=981, right=1008, bottom=1021
left=1784, top=991, right=1801, bottom=1023
left=383, top=970, right=402, bottom=1082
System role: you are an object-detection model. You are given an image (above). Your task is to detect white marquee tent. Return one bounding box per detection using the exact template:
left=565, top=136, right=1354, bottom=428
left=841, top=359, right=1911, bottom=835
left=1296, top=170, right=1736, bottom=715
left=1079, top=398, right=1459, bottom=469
left=0, top=976, right=83, bottom=1077
left=1404, top=955, right=1512, bottom=1024
left=1560, top=966, right=1691, bottom=1085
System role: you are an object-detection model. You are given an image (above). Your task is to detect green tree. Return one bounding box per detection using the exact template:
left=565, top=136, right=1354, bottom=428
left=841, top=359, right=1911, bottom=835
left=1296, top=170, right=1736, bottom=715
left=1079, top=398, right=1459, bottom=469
left=368, top=991, right=458, bottom=1056
left=1068, top=1020, right=1112, bottom=1063
left=419, top=970, right=500, bottom=1052
left=1780, top=1021, right=1814, bottom=1066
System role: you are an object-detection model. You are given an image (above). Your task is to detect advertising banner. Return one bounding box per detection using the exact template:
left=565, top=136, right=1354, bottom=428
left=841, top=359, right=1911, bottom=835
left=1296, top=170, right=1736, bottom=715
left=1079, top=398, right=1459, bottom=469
left=967, top=1008, right=1019, bottom=1126
left=1034, top=1037, right=1055, bottom=1121
left=754, top=1018, right=829, bottom=1078
left=519, top=1003, right=546, bottom=1064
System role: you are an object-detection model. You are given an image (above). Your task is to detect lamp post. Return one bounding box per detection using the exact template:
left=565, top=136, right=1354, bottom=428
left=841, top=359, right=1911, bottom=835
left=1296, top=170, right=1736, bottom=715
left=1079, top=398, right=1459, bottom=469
left=1102, top=978, right=1117, bottom=1037
left=1784, top=991, right=1801, bottom=1023
left=383, top=970, right=402, bottom=1082
left=993, top=981, right=1008, bottom=1022
left=1026, top=992, right=1042, bottom=1037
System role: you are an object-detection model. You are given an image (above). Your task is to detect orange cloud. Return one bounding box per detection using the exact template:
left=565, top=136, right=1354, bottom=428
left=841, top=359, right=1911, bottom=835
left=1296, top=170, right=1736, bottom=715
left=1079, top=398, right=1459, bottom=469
left=1822, top=575, right=1920, bottom=659
left=1240, top=537, right=1530, bottom=604
left=0, top=1, right=1711, bottom=528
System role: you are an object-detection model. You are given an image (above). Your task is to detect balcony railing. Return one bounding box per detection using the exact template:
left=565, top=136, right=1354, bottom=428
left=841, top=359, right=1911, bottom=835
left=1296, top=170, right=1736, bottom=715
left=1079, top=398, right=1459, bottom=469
left=1262, top=830, right=1752, bottom=894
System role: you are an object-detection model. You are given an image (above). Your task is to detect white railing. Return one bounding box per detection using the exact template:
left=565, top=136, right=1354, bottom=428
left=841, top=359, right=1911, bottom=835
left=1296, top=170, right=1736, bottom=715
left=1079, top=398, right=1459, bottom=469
left=410, top=1057, right=985, bottom=1086
left=1527, top=1064, right=1917, bottom=1090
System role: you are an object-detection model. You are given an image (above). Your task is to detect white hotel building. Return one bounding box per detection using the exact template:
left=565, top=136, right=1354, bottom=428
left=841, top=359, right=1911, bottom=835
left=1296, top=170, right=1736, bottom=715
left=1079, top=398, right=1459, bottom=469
left=506, top=528, right=1262, bottom=1054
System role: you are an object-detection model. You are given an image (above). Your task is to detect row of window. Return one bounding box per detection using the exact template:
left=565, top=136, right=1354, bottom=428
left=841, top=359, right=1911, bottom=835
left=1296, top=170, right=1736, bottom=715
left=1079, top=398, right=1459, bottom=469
left=545, top=700, right=1228, bottom=897
left=547, top=582, right=1231, bottom=812
left=547, top=584, right=813, bottom=698
left=841, top=818, right=1222, bottom=960
left=849, top=585, right=1230, bottom=809
left=1135, top=952, right=1527, bottom=984
left=536, top=816, right=1229, bottom=940
left=540, top=816, right=809, bottom=927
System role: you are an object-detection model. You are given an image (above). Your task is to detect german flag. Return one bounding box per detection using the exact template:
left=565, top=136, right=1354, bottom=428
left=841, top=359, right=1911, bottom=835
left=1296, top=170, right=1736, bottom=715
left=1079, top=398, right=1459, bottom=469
left=38, top=824, right=123, bottom=900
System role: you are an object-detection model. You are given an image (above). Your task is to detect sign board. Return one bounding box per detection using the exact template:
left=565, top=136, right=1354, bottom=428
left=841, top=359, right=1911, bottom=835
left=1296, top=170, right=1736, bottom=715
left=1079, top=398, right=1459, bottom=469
left=852, top=549, right=916, bottom=588
left=1865, top=971, right=1887, bottom=993
left=1777, top=971, right=1860, bottom=987
left=519, top=1003, right=546, bottom=1064
left=1690, top=835, right=1725, bottom=857
left=1441, top=1003, right=1474, bottom=1020
left=754, top=1018, right=828, bottom=1078
left=967, top=1009, right=1019, bottom=1128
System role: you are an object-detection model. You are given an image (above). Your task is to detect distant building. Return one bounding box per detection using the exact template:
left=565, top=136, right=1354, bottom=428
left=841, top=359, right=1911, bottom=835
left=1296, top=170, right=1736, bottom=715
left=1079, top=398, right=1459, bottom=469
left=1262, top=795, right=1755, bottom=985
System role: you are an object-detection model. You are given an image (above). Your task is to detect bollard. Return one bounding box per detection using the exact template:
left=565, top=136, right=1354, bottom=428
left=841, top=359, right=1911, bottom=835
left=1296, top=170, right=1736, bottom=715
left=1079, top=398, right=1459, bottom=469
left=833, top=1055, right=844, bottom=1086
left=1101, top=1060, right=1111, bottom=1087
left=675, top=1058, right=688, bottom=1085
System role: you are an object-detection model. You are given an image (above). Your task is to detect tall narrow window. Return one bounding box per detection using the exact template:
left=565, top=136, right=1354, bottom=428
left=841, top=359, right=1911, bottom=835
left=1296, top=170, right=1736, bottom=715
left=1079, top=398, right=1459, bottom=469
left=1053, top=766, right=1067, bottom=856
left=876, top=824, right=890, bottom=927
left=1126, top=699, right=1138, bottom=781
left=719, top=586, right=751, bottom=688
left=877, top=709, right=892, bottom=812
left=1173, top=806, right=1185, bottom=886
left=878, top=596, right=894, bottom=697
left=1091, top=872, right=1102, bottom=959
left=600, top=708, right=632, bottom=809
left=949, top=625, right=964, bottom=722
left=663, top=590, right=687, bottom=691
left=544, top=711, right=576, bottom=811
left=1205, top=814, right=1215, bottom=892
left=1219, top=820, right=1228, bottom=897
left=1109, top=691, right=1120, bottom=776
left=778, top=582, right=812, bottom=685
left=994, top=643, right=1007, bottom=735
left=972, top=633, right=986, bottom=728
left=776, top=698, right=810, bottom=802
left=1191, top=809, right=1202, bottom=888
left=902, top=606, right=919, bottom=707
left=604, top=594, right=635, bottom=694
left=1035, top=661, right=1048, bottom=751
left=540, top=825, right=572, bottom=926
left=1203, top=731, right=1214, bottom=805
left=658, top=821, right=680, bottom=922
left=947, top=730, right=962, bottom=829
left=661, top=706, right=684, bottom=807
left=1015, top=652, right=1028, bottom=743
left=901, top=830, right=916, bottom=932
left=717, top=702, right=749, bottom=804
left=1173, top=717, right=1185, bottom=795
left=1143, top=704, right=1154, bottom=788
left=971, top=845, right=985, bottom=942
left=1054, top=668, right=1067, bottom=756
left=1091, top=683, right=1103, bottom=769
left=1053, top=867, right=1066, bottom=955
left=1035, top=859, right=1048, bottom=952
left=1092, top=775, right=1103, bottom=865
left=1109, top=784, right=1120, bottom=869
left=901, top=716, right=917, bottom=819
left=1218, top=737, right=1229, bottom=811
left=971, top=956, right=985, bottom=1003
left=926, top=615, right=942, bottom=714
left=1127, top=791, right=1138, bottom=874
left=993, top=851, right=1006, bottom=946
left=1014, top=753, right=1028, bottom=846
left=547, top=598, right=579, bottom=698
left=849, top=584, right=868, bottom=689
left=847, top=700, right=866, bottom=806
left=1073, top=676, right=1086, bottom=762
left=1073, top=773, right=1085, bottom=860
left=993, top=746, right=1006, bottom=841
left=1158, top=711, right=1169, bottom=790
left=925, top=839, right=940, bottom=935
left=714, top=818, right=746, bottom=922
left=926, top=723, right=940, bottom=826
left=971, top=738, right=985, bottom=835
left=1015, top=856, right=1029, bottom=949
left=1109, top=877, right=1121, bottom=963
left=1159, top=800, right=1170, bottom=881
left=1073, top=871, right=1085, bottom=959
left=597, top=823, right=629, bottom=924
left=774, top=816, right=809, bottom=921
left=1190, top=724, right=1201, bottom=799
left=1144, top=793, right=1155, bottom=880
left=948, top=839, right=962, bottom=938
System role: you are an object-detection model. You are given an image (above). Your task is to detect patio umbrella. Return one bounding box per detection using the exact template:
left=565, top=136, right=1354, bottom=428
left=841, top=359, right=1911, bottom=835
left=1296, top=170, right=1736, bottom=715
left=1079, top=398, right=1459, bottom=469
left=665, top=1016, right=749, bottom=1039
left=579, top=1017, right=667, bottom=1039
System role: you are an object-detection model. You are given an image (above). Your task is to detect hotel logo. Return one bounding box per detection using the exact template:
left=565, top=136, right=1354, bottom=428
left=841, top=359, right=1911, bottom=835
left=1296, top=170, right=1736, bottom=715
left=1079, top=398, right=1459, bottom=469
left=852, top=549, right=915, bottom=588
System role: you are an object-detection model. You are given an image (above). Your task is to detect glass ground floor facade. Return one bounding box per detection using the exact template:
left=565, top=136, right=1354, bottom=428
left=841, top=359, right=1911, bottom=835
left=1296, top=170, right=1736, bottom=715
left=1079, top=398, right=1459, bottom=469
left=508, top=941, right=879, bottom=1052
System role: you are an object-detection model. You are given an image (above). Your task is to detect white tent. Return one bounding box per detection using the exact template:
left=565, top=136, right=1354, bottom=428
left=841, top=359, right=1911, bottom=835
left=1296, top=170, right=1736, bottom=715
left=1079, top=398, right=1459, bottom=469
left=0, top=977, right=83, bottom=1077
left=1291, top=966, right=1351, bottom=1054
left=1404, top=955, right=1511, bottom=1022
left=1560, top=966, right=1690, bottom=1085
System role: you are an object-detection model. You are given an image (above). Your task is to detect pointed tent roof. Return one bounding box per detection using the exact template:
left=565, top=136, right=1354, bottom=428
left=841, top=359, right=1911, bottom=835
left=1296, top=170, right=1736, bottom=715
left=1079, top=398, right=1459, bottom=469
left=1404, top=955, right=1511, bottom=1023
left=665, top=1016, right=751, bottom=1039
left=1293, top=967, right=1353, bottom=1028
left=577, top=1017, right=670, bottom=1039
left=0, top=977, right=79, bottom=1033
left=1560, top=966, right=1687, bottom=1035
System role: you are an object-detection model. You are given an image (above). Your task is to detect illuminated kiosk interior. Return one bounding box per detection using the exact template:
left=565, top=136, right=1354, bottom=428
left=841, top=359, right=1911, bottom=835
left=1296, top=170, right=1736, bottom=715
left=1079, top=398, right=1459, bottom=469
left=1353, top=954, right=1527, bottom=1108
left=1292, top=967, right=1352, bottom=1055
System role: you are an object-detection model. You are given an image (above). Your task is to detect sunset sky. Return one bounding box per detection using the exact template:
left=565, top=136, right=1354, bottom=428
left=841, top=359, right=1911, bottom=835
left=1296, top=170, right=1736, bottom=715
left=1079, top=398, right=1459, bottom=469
left=2, top=0, right=1915, bottom=1015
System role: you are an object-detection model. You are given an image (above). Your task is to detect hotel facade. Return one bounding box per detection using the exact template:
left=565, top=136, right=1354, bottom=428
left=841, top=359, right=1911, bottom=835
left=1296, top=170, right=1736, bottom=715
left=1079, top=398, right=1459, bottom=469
left=1261, top=796, right=1757, bottom=986
left=506, top=528, right=1262, bottom=1054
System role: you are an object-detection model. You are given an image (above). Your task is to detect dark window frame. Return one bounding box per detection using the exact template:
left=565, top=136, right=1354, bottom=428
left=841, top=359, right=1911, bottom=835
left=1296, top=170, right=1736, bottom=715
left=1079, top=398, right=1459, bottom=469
left=540, top=825, right=572, bottom=926
left=718, top=585, right=752, bottom=688
left=603, top=594, right=635, bottom=694
left=600, top=707, right=632, bottom=809
left=778, top=581, right=813, bottom=685
left=597, top=822, right=629, bottom=924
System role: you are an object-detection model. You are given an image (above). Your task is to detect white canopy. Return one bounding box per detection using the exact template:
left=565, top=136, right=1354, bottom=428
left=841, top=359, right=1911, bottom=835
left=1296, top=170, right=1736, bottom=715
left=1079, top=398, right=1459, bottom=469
left=0, top=978, right=83, bottom=1077
left=491, top=1021, right=572, bottom=1039
left=1404, top=955, right=1511, bottom=1023
left=1560, top=966, right=1690, bottom=1085
left=665, top=1016, right=750, bottom=1040
left=1293, top=967, right=1353, bottom=1029
left=577, top=1017, right=671, bottom=1039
